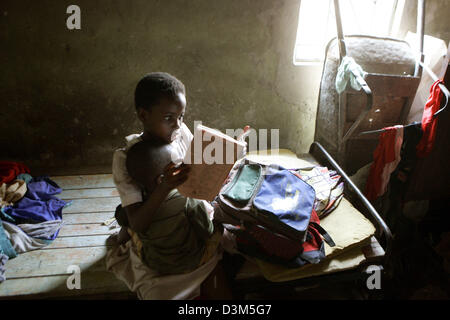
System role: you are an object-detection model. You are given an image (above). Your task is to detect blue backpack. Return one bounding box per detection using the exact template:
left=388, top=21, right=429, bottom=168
left=215, top=159, right=335, bottom=266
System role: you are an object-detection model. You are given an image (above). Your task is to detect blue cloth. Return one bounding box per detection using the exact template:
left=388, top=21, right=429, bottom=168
left=2, top=176, right=67, bottom=240
left=0, top=207, right=16, bottom=224
left=253, top=166, right=316, bottom=233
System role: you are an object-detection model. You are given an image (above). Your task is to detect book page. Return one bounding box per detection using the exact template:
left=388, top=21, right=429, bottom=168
left=177, top=125, right=245, bottom=201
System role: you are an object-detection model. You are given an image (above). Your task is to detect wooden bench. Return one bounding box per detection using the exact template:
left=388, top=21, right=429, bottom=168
left=0, top=172, right=385, bottom=299
left=0, top=174, right=136, bottom=299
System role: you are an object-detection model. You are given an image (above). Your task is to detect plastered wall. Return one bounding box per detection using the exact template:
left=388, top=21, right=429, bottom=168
left=1, top=0, right=448, bottom=173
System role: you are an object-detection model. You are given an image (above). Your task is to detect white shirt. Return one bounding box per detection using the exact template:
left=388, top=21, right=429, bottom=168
left=112, top=123, right=193, bottom=207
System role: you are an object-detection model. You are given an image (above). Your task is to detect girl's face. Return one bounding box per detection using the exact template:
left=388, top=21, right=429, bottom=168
left=138, top=92, right=186, bottom=144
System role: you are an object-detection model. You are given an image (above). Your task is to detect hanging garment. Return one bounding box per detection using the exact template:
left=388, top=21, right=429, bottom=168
left=378, top=126, right=404, bottom=197
left=365, top=126, right=404, bottom=201
left=335, top=56, right=367, bottom=94
left=0, top=179, right=27, bottom=208
left=2, top=176, right=67, bottom=240
left=416, top=80, right=444, bottom=158
left=394, top=122, right=423, bottom=184
left=0, top=162, right=30, bottom=186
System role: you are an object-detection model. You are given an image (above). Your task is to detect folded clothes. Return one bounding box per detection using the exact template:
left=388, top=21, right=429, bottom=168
left=0, top=179, right=27, bottom=208
left=2, top=176, right=67, bottom=240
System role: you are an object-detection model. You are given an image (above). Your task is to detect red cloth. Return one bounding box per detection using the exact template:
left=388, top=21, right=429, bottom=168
left=416, top=80, right=443, bottom=158
left=0, top=161, right=31, bottom=185
left=364, top=127, right=399, bottom=201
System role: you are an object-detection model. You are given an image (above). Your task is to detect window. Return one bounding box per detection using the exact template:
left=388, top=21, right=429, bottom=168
left=293, top=0, right=405, bottom=65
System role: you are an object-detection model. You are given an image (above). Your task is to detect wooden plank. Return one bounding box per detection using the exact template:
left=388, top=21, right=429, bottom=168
left=45, top=235, right=111, bottom=249
left=62, top=212, right=115, bottom=224
left=0, top=272, right=129, bottom=298
left=0, top=173, right=130, bottom=298
left=58, top=223, right=118, bottom=237
left=51, top=174, right=115, bottom=190
left=365, top=74, right=421, bottom=97
left=4, top=247, right=109, bottom=278
left=63, top=197, right=121, bottom=213
left=59, top=188, right=119, bottom=200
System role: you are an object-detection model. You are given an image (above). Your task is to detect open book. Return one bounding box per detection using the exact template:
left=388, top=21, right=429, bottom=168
left=177, top=124, right=246, bottom=201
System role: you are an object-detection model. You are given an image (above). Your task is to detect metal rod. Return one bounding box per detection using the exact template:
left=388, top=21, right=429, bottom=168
left=418, top=60, right=449, bottom=117
left=415, top=0, right=426, bottom=77
left=310, top=142, right=392, bottom=262
left=333, top=0, right=346, bottom=61
left=387, top=0, right=399, bottom=36
left=342, top=75, right=373, bottom=141
left=417, top=0, right=425, bottom=54
left=358, top=128, right=386, bottom=136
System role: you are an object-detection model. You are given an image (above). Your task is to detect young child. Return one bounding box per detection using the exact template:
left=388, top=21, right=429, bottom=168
left=111, top=72, right=193, bottom=244
left=110, top=72, right=237, bottom=297
left=125, top=140, right=216, bottom=275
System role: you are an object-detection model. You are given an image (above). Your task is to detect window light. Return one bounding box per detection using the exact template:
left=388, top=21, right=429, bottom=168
left=293, top=0, right=405, bottom=65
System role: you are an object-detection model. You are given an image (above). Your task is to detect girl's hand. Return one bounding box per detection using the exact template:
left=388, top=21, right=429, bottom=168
left=157, top=162, right=191, bottom=192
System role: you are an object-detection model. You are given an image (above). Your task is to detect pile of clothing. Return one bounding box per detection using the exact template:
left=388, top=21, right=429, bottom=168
left=0, top=161, right=69, bottom=283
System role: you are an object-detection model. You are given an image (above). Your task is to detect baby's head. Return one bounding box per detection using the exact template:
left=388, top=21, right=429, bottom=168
left=135, top=72, right=187, bottom=144
left=126, top=140, right=174, bottom=190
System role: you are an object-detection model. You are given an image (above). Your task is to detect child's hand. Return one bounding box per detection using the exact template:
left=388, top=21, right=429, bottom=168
left=157, top=162, right=191, bottom=191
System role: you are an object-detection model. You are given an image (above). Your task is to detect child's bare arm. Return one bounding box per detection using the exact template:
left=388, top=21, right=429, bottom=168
left=124, top=163, right=190, bottom=233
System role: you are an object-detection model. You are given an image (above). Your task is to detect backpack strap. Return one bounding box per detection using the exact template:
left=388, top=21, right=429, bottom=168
left=310, top=222, right=336, bottom=247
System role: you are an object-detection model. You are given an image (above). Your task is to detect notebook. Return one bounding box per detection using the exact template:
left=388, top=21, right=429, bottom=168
left=177, top=124, right=246, bottom=201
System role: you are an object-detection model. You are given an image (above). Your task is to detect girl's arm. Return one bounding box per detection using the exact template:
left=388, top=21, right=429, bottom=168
left=124, top=163, right=190, bottom=233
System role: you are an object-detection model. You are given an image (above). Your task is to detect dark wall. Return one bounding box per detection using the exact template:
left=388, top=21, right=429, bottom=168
left=1, top=0, right=448, bottom=174
left=1, top=0, right=322, bottom=173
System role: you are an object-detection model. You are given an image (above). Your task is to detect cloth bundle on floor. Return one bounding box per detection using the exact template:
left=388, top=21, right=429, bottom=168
left=0, top=166, right=68, bottom=283
left=1, top=176, right=67, bottom=240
